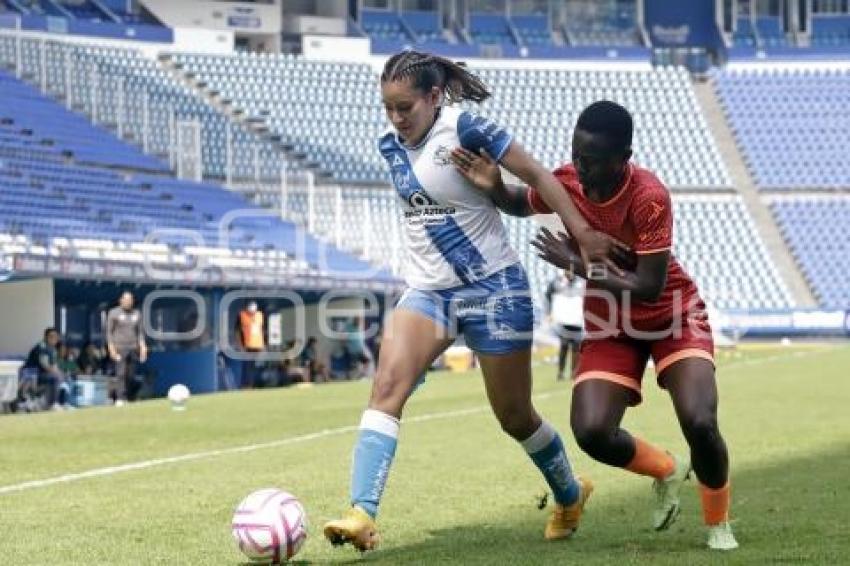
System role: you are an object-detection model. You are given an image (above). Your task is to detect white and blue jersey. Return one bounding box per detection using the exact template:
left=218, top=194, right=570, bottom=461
left=378, top=105, right=519, bottom=290
left=379, top=106, right=532, bottom=354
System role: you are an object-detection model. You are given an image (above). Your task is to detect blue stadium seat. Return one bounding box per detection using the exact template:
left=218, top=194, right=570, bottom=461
left=811, top=15, right=850, bottom=46
left=400, top=10, right=446, bottom=43
left=713, top=67, right=850, bottom=190
left=361, top=9, right=411, bottom=43
left=469, top=13, right=516, bottom=46
left=733, top=17, right=757, bottom=47
left=511, top=14, right=553, bottom=46
left=0, top=69, right=382, bottom=279
left=171, top=54, right=730, bottom=189
left=770, top=197, right=850, bottom=307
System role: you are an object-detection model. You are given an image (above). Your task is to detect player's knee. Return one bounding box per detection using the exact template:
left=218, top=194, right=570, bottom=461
left=682, top=412, right=720, bottom=445
left=571, top=418, right=615, bottom=455
left=368, top=365, right=410, bottom=409
left=496, top=408, right=537, bottom=440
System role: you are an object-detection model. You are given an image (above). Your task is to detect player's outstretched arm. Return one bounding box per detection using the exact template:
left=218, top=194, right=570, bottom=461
left=532, top=228, right=668, bottom=302
left=451, top=147, right=533, bottom=217
left=455, top=141, right=630, bottom=275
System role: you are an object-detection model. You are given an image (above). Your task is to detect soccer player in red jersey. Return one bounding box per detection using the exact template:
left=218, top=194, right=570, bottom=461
left=450, top=100, right=737, bottom=550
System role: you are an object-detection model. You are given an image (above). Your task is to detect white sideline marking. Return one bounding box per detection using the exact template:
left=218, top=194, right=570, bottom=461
left=0, top=392, right=559, bottom=496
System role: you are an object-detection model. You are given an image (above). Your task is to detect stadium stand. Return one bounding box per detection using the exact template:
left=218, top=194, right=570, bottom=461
left=54, top=1, right=111, bottom=22
left=503, top=194, right=792, bottom=311
left=250, top=184, right=793, bottom=311
left=469, top=12, right=517, bottom=46
left=811, top=13, right=850, bottom=47
left=755, top=16, right=788, bottom=47
left=0, top=67, right=385, bottom=281
left=770, top=196, right=850, bottom=308
left=472, top=66, right=730, bottom=188
left=1, top=0, right=159, bottom=25
left=169, top=52, right=386, bottom=185
left=360, top=8, right=410, bottom=43
left=511, top=13, right=553, bottom=46
left=0, top=36, right=288, bottom=182
left=713, top=67, right=850, bottom=190
left=0, top=66, right=166, bottom=172
left=400, top=10, right=447, bottom=44
left=732, top=17, right=757, bottom=47
left=171, top=53, right=731, bottom=188
left=565, top=2, right=641, bottom=46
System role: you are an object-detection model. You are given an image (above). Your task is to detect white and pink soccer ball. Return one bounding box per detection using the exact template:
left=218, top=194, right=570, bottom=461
left=231, top=488, right=308, bottom=564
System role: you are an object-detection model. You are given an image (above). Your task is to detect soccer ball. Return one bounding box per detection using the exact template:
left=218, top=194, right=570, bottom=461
left=167, top=384, right=190, bottom=410
left=232, top=488, right=308, bottom=564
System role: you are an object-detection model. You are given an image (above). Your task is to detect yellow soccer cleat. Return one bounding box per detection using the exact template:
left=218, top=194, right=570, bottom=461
left=323, top=506, right=380, bottom=552
left=544, top=477, right=594, bottom=541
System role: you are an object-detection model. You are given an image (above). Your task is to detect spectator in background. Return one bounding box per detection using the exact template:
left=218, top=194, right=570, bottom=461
left=55, top=342, right=78, bottom=408
left=106, top=291, right=147, bottom=406
left=545, top=271, right=586, bottom=381
left=345, top=316, right=374, bottom=378
left=77, top=342, right=106, bottom=375
left=57, top=343, right=80, bottom=377
left=237, top=300, right=264, bottom=388
left=216, top=352, right=236, bottom=391
left=22, top=327, right=66, bottom=410
left=279, top=358, right=309, bottom=386
left=300, top=336, right=329, bottom=383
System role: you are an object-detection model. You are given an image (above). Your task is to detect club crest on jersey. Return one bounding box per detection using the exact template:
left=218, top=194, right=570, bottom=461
left=433, top=145, right=451, bottom=166
left=408, top=190, right=437, bottom=207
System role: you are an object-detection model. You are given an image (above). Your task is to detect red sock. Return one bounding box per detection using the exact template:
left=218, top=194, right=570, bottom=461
left=624, top=437, right=675, bottom=480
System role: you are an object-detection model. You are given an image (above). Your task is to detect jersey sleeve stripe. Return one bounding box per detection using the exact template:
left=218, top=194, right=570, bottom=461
left=492, top=136, right=513, bottom=161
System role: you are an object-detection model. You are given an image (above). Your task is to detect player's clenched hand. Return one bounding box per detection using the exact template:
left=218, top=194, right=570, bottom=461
left=451, top=147, right=501, bottom=194
left=574, top=228, right=632, bottom=277
left=531, top=227, right=582, bottom=272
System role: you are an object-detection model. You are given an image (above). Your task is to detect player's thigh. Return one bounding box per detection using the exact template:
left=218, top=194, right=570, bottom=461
left=369, top=306, right=453, bottom=414
left=650, top=312, right=717, bottom=420
left=660, top=357, right=719, bottom=427
left=477, top=348, right=536, bottom=431
left=570, top=378, right=632, bottom=438
left=574, top=336, right=649, bottom=407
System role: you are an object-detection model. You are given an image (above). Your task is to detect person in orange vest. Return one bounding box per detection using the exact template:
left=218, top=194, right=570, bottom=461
left=238, top=301, right=264, bottom=387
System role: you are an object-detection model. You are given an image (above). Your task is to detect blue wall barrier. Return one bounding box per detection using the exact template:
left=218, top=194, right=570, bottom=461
left=149, top=346, right=217, bottom=397
left=720, top=309, right=850, bottom=338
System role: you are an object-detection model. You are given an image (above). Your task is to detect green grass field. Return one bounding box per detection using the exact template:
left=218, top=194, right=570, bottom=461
left=2, top=344, right=849, bottom=565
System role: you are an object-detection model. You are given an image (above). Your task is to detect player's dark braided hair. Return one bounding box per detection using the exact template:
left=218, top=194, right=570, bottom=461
left=381, top=50, right=491, bottom=104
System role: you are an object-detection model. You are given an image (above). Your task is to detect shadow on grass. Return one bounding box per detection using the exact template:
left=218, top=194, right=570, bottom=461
left=315, top=443, right=850, bottom=565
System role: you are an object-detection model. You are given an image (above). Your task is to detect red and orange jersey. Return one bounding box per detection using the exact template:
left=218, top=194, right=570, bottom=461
left=527, top=163, right=702, bottom=333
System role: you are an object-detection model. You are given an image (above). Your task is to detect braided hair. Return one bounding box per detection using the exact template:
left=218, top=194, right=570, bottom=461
left=380, top=50, right=491, bottom=104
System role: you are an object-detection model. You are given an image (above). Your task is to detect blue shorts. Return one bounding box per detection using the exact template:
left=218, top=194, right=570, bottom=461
left=397, top=263, right=534, bottom=355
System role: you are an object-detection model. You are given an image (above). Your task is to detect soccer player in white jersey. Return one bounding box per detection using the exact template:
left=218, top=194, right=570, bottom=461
left=323, top=50, right=629, bottom=552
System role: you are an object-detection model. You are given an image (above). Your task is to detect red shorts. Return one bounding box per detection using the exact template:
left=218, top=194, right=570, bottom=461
left=574, top=313, right=714, bottom=406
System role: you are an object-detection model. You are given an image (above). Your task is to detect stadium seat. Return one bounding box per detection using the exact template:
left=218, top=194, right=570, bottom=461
left=170, top=53, right=731, bottom=189
left=0, top=69, right=384, bottom=280
left=713, top=67, right=850, bottom=190
left=811, top=15, right=850, bottom=46
left=770, top=196, right=850, bottom=308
